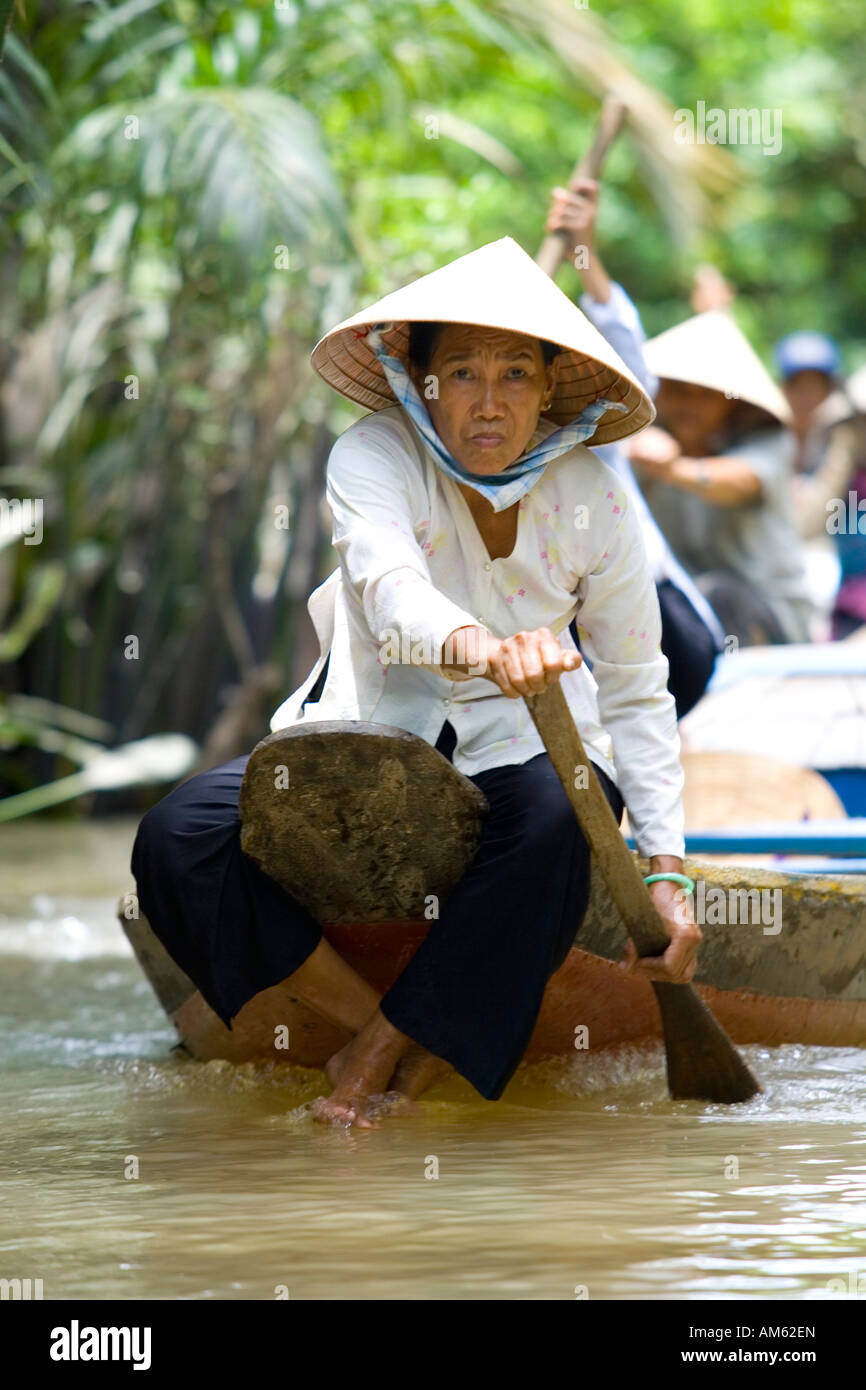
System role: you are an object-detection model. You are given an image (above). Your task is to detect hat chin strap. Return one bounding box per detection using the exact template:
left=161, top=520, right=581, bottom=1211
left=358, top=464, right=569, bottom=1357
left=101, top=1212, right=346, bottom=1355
left=367, top=323, right=627, bottom=513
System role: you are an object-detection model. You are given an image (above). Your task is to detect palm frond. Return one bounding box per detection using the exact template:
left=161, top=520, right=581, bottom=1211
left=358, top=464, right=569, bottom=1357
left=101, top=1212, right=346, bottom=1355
left=495, top=0, right=741, bottom=246
left=62, top=86, right=351, bottom=266
left=411, top=104, right=526, bottom=177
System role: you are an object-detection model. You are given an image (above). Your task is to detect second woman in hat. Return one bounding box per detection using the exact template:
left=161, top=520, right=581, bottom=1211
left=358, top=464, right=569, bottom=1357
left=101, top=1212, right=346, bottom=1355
left=628, top=310, right=814, bottom=647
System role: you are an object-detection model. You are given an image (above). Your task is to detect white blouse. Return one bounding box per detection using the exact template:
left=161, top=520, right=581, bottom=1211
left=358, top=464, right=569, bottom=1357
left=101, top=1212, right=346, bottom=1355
left=269, top=404, right=686, bottom=858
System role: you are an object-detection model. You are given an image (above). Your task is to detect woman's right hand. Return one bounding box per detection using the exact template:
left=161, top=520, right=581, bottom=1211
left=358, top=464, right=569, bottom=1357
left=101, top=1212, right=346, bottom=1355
left=442, top=625, right=582, bottom=698
left=627, top=425, right=681, bottom=475
left=486, top=628, right=582, bottom=698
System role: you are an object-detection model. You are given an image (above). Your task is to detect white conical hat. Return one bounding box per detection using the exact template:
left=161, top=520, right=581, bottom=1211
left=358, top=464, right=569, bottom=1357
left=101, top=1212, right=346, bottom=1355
left=310, top=236, right=654, bottom=445
left=642, top=310, right=793, bottom=427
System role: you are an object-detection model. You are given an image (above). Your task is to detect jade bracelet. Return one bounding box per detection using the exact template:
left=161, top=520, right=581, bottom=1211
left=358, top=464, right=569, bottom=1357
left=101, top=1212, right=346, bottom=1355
left=643, top=871, right=695, bottom=895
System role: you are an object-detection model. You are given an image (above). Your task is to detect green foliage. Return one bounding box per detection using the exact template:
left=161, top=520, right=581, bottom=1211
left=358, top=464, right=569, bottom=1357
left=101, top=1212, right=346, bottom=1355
left=0, top=0, right=863, bottom=805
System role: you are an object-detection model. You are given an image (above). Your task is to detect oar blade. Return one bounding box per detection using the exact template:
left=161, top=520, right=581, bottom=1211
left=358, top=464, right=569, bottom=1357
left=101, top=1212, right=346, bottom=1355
left=652, top=982, right=762, bottom=1103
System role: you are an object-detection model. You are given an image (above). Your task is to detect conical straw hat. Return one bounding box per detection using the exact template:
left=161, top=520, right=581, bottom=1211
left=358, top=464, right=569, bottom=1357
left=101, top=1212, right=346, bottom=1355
left=643, top=310, right=793, bottom=427
left=311, top=236, right=655, bottom=445
left=679, top=751, right=845, bottom=826
left=619, top=750, right=845, bottom=846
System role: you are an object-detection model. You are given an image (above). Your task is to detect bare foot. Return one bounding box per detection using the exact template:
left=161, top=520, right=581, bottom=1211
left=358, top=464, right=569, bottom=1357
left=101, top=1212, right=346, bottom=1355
left=365, top=1090, right=418, bottom=1120
left=314, top=1009, right=409, bottom=1129
left=389, top=1042, right=453, bottom=1101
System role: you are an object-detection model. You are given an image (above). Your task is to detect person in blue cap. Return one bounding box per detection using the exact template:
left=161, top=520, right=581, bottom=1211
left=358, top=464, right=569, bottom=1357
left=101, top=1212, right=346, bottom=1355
left=774, top=332, right=842, bottom=474
left=776, top=332, right=866, bottom=638
left=786, top=350, right=866, bottom=640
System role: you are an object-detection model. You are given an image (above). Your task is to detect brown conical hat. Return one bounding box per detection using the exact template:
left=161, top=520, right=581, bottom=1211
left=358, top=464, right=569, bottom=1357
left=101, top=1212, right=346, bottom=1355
left=310, top=236, right=655, bottom=445
left=619, top=751, right=846, bottom=847
left=643, top=310, right=794, bottom=427
left=678, top=751, right=845, bottom=826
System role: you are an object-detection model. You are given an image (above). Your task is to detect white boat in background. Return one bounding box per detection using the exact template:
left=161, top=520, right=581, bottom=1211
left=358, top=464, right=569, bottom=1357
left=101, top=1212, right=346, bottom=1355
left=679, top=632, right=866, bottom=819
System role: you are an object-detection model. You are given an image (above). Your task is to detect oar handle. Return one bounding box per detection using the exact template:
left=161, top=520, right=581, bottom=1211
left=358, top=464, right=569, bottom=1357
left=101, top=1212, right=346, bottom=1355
left=524, top=681, right=671, bottom=957
left=524, top=681, right=761, bottom=1103
left=535, top=96, right=627, bottom=279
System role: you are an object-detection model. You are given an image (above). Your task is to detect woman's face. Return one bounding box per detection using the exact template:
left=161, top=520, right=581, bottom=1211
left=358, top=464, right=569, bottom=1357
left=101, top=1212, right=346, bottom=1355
left=408, top=325, right=559, bottom=473
left=655, top=379, right=735, bottom=454
left=783, top=369, right=834, bottom=430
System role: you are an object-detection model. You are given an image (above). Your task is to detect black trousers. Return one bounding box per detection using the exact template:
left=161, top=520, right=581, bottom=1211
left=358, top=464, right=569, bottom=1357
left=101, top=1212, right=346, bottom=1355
left=655, top=579, right=721, bottom=719
left=569, top=581, right=720, bottom=722
left=130, top=737, right=623, bottom=1101
left=695, top=570, right=788, bottom=648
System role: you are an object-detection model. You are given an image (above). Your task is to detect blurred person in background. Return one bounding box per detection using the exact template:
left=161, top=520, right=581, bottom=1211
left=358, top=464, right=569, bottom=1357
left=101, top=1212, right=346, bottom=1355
left=774, top=331, right=843, bottom=475
left=627, top=310, right=814, bottom=647
left=785, top=352, right=866, bottom=640
left=545, top=180, right=726, bottom=716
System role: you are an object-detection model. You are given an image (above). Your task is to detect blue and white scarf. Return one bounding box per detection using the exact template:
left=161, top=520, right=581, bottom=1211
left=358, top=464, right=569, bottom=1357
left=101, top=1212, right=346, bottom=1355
left=366, top=321, right=628, bottom=512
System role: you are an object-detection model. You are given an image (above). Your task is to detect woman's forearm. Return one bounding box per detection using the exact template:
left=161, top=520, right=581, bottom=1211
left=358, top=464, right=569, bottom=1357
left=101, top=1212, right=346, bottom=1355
left=649, top=853, right=685, bottom=874
left=578, top=248, right=612, bottom=306
left=440, top=624, right=492, bottom=679
left=667, top=455, right=763, bottom=506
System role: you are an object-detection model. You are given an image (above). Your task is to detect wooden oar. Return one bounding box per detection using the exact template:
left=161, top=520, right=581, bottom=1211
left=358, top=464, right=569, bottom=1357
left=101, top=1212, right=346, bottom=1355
left=535, top=95, right=628, bottom=277
left=524, top=681, right=761, bottom=1103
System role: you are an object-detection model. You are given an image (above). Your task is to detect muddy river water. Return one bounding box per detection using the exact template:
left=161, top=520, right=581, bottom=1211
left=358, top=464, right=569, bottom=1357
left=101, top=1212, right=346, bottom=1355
left=2, top=819, right=866, bottom=1301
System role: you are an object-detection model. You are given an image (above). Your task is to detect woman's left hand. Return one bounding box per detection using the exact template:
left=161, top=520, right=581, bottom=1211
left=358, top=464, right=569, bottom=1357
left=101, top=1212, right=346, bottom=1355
left=618, top=879, right=702, bottom=983
left=545, top=177, right=600, bottom=245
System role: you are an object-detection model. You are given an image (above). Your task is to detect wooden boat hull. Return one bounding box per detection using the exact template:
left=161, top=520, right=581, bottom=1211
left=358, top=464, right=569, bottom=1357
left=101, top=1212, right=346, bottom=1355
left=122, top=721, right=866, bottom=1072
left=120, top=856, right=866, bottom=1069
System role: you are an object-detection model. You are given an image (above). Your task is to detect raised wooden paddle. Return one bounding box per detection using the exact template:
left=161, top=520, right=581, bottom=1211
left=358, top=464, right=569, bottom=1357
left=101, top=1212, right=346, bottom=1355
left=524, top=682, right=761, bottom=1103
left=535, top=95, right=628, bottom=278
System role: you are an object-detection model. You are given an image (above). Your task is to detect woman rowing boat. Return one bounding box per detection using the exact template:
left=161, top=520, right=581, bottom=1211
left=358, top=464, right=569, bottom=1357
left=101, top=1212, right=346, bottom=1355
left=628, top=310, right=814, bottom=647
left=131, top=236, right=701, bottom=1127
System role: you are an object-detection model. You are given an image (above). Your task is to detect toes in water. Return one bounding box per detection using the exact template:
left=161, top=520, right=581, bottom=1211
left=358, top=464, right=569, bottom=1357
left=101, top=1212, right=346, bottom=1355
left=312, top=1096, right=380, bottom=1130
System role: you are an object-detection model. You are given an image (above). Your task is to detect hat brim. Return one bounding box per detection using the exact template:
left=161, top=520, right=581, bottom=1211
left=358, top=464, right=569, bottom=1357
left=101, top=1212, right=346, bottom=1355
left=309, top=237, right=655, bottom=446
left=312, top=320, right=654, bottom=445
